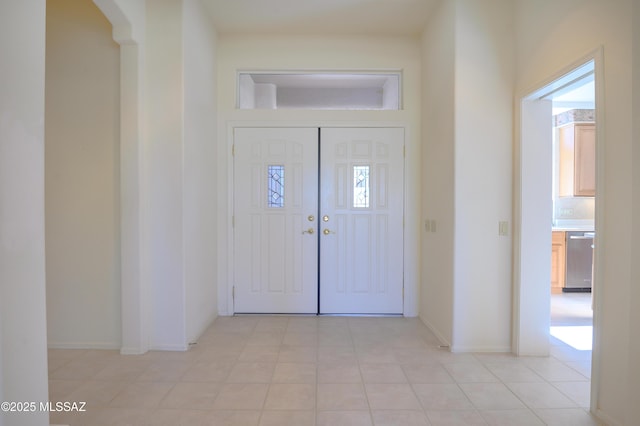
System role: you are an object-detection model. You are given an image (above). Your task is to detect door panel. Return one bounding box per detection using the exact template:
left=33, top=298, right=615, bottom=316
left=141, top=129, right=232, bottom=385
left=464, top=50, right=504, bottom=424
left=319, top=128, right=404, bottom=314
left=233, top=128, right=318, bottom=313
left=233, top=127, right=404, bottom=314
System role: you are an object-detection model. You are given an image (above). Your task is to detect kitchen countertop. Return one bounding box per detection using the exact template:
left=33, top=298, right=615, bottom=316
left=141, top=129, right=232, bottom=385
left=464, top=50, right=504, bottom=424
left=552, top=220, right=595, bottom=232
left=552, top=227, right=595, bottom=232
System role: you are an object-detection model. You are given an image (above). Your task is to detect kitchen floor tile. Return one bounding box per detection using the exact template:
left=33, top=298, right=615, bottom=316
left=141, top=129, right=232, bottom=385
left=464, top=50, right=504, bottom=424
left=317, top=383, right=369, bottom=410
left=550, top=380, right=592, bottom=407
left=160, top=382, right=223, bottom=409
left=425, top=409, right=487, bottom=425
left=506, top=382, right=578, bottom=409
left=108, top=382, right=173, bottom=408
left=271, top=362, right=316, bottom=383
left=318, top=362, right=362, bottom=383
left=371, top=410, right=430, bottom=426
left=458, top=383, right=525, bottom=410
left=258, top=410, right=316, bottom=426
left=226, top=362, right=275, bottom=383
left=479, top=409, right=545, bottom=425
left=534, top=408, right=600, bottom=425
left=317, top=410, right=373, bottom=426
left=360, top=363, right=408, bottom=383
left=402, top=363, right=454, bottom=384
left=204, top=410, right=262, bottom=426
left=365, top=383, right=422, bottom=410
left=412, top=383, right=474, bottom=411
left=443, top=362, right=499, bottom=383
left=213, top=383, right=269, bottom=410
left=264, top=383, right=316, bottom=410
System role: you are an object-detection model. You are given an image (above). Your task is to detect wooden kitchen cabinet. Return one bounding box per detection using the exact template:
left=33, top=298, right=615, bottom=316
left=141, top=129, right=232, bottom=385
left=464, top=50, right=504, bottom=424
left=551, top=231, right=566, bottom=292
left=559, top=123, right=596, bottom=197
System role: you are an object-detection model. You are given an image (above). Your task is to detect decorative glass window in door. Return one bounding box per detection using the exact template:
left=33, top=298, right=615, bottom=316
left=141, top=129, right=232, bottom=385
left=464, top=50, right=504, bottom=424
left=268, top=165, right=285, bottom=208
left=353, top=165, right=370, bottom=208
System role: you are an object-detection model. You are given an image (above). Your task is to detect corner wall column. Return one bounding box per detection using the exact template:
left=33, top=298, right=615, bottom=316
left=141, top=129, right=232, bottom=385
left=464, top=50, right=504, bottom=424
left=93, top=0, right=148, bottom=354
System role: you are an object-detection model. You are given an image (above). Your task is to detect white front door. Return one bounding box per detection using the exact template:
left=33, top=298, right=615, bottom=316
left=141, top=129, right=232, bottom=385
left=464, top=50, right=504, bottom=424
left=233, top=127, right=404, bottom=314
left=233, top=128, right=318, bottom=313
left=319, top=128, right=404, bottom=314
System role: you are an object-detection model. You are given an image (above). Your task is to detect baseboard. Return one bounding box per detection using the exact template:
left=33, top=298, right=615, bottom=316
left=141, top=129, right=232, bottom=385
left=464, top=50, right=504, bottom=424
left=188, top=312, right=218, bottom=344
left=149, top=343, right=189, bottom=352
left=594, top=408, right=619, bottom=426
left=450, top=345, right=512, bottom=354
left=418, top=315, right=451, bottom=348
left=120, top=347, right=147, bottom=355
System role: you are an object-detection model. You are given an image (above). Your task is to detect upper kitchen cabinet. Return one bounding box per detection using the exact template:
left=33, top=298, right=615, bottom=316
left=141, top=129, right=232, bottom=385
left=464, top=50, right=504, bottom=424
left=559, top=122, right=596, bottom=197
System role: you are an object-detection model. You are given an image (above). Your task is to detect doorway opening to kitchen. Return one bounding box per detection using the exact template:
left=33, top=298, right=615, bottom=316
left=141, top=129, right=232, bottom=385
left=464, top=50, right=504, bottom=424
left=516, top=51, right=603, bottom=410
left=548, top=61, right=595, bottom=353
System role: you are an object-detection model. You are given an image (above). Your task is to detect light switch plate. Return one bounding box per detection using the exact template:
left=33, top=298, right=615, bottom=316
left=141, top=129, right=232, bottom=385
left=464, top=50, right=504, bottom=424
left=499, top=221, right=509, bottom=236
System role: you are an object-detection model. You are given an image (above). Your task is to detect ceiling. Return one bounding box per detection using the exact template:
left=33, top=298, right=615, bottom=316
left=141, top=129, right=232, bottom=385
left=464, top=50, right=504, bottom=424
left=553, top=80, right=594, bottom=103
left=201, top=0, right=439, bottom=36
left=551, top=76, right=595, bottom=114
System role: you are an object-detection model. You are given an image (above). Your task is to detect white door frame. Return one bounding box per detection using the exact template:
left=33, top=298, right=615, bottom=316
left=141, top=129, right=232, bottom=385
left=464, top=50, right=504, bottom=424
left=226, top=121, right=413, bottom=316
left=514, top=47, right=604, bottom=412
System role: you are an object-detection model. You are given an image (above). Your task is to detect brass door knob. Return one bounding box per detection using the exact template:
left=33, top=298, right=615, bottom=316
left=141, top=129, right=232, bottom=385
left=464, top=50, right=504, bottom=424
left=323, top=229, right=335, bottom=235
left=302, top=228, right=315, bottom=235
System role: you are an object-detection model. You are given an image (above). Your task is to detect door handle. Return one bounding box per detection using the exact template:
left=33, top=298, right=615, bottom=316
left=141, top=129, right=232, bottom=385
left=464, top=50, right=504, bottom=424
left=323, top=229, right=335, bottom=235
left=302, top=228, right=315, bottom=235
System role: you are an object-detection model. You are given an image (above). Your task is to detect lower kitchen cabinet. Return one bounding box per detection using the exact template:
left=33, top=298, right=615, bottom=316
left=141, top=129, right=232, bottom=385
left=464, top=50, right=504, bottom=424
left=551, top=231, right=566, bottom=292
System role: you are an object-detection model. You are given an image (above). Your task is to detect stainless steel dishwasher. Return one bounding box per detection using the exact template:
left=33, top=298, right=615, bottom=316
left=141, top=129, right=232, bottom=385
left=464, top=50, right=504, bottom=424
left=564, top=231, right=595, bottom=292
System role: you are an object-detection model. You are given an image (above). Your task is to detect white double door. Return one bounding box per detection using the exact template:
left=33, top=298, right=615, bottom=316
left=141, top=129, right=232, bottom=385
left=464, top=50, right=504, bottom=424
left=233, top=127, right=404, bottom=314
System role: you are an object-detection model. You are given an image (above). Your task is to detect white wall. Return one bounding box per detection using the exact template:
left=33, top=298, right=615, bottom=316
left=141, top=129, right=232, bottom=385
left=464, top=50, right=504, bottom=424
left=146, top=0, right=186, bottom=350
left=420, top=0, right=455, bottom=346
left=216, top=34, right=423, bottom=316
left=517, top=98, right=553, bottom=356
left=45, top=0, right=121, bottom=349
left=0, top=0, right=50, bottom=424
left=514, top=0, right=633, bottom=424
left=92, top=0, right=149, bottom=355
left=452, top=0, right=514, bottom=352
left=0, top=328, right=2, bottom=426
left=629, top=0, right=640, bottom=421
left=183, top=0, right=219, bottom=344
left=145, top=0, right=218, bottom=350
left=419, top=0, right=514, bottom=352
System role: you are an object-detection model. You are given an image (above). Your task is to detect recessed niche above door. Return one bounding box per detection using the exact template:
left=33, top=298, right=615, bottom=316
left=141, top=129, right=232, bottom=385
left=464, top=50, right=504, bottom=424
left=237, top=71, right=402, bottom=110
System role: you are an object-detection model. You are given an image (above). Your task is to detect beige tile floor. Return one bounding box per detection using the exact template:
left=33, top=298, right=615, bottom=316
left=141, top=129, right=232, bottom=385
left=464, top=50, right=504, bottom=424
left=48, top=316, right=602, bottom=425
left=550, top=293, right=593, bottom=327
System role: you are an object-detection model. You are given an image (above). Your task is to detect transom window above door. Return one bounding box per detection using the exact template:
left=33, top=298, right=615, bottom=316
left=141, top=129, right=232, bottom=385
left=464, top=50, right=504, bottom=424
left=237, top=71, right=402, bottom=110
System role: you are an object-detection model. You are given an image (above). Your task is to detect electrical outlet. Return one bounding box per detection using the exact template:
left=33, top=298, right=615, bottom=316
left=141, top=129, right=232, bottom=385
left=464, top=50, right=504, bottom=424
left=559, top=208, right=574, bottom=217
left=430, top=220, right=436, bottom=233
